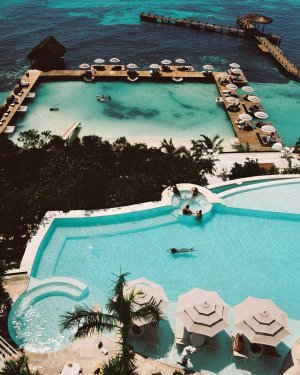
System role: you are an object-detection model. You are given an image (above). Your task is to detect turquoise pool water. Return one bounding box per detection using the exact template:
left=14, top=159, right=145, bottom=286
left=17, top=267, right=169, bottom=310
left=9, top=181, right=300, bottom=360
left=11, top=81, right=234, bottom=148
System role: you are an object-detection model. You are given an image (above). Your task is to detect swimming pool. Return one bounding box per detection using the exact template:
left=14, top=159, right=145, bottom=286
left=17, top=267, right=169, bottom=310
left=9, top=181, right=300, bottom=373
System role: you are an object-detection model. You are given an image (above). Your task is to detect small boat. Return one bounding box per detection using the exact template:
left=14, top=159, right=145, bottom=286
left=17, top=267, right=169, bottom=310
left=17, top=105, right=28, bottom=112
left=26, top=92, right=36, bottom=99
left=50, top=107, right=59, bottom=111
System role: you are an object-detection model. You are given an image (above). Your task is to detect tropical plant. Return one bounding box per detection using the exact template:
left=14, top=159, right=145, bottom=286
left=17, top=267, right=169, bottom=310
left=60, top=273, right=163, bottom=375
left=190, top=134, right=224, bottom=159
left=160, top=138, right=189, bottom=158
left=0, top=354, right=40, bottom=375
left=229, top=158, right=279, bottom=180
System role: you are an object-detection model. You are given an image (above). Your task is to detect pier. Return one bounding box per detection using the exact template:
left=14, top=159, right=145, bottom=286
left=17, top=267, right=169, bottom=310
left=1, top=67, right=282, bottom=151
left=140, top=13, right=246, bottom=37
left=141, top=12, right=300, bottom=80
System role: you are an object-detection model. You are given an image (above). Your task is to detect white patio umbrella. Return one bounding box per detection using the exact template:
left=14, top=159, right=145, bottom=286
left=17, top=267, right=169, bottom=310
left=234, top=297, right=290, bottom=346
left=110, top=57, right=120, bottom=63
left=226, top=96, right=239, bottom=103
left=161, top=59, right=172, bottom=65
left=262, top=124, right=276, bottom=133
left=149, top=63, right=160, bottom=69
left=124, top=278, right=169, bottom=326
left=248, top=95, right=260, bottom=103
left=272, top=142, right=283, bottom=151
left=238, top=113, right=252, bottom=121
left=242, top=86, right=254, bottom=93
left=176, top=288, right=230, bottom=337
left=231, top=68, right=242, bottom=75
left=203, top=64, right=214, bottom=70
left=127, top=63, right=138, bottom=69
left=220, top=73, right=230, bottom=79
left=94, top=58, right=105, bottom=64
left=255, top=111, right=269, bottom=119
left=226, top=83, right=238, bottom=90
left=229, top=63, right=240, bottom=69
left=79, top=63, right=90, bottom=69
left=175, top=58, right=186, bottom=64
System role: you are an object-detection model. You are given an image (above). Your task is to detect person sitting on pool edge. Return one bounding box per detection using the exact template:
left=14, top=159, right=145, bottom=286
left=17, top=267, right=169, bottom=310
left=182, top=205, right=193, bottom=215
left=172, top=184, right=181, bottom=197
left=191, top=187, right=199, bottom=197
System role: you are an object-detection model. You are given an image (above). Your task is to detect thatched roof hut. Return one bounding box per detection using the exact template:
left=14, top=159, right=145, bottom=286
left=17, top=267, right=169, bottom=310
left=240, top=13, right=273, bottom=24
left=27, top=36, right=66, bottom=70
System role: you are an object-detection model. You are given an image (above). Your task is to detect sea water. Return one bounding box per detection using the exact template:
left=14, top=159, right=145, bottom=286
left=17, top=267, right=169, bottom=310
left=1, top=0, right=300, bottom=145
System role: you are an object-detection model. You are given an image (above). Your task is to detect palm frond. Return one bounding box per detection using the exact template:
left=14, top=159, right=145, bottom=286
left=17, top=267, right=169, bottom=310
left=60, top=304, right=117, bottom=340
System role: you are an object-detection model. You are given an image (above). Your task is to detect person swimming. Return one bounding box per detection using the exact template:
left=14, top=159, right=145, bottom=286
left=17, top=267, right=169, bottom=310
left=168, top=247, right=195, bottom=254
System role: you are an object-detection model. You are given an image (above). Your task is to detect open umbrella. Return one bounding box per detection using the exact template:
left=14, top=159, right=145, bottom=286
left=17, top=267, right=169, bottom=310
left=203, top=64, right=214, bottom=70
left=220, top=73, right=230, bottom=79
left=124, top=278, right=169, bottom=326
left=242, top=86, right=254, bottom=93
left=234, top=297, right=290, bottom=346
left=94, top=58, right=105, bottom=64
left=79, top=63, right=90, bottom=69
left=238, top=113, right=252, bottom=121
left=176, top=288, right=229, bottom=337
left=226, top=83, right=238, bottom=90
left=262, top=124, right=275, bottom=133
left=149, top=63, right=160, bottom=69
left=255, top=111, right=268, bottom=119
left=229, top=63, right=240, bottom=69
left=110, top=57, right=120, bottom=63
left=126, top=63, right=138, bottom=69
left=161, top=59, right=172, bottom=65
left=272, top=142, right=283, bottom=151
left=226, top=96, right=239, bottom=103
left=231, top=68, right=242, bottom=75
left=175, top=58, right=186, bottom=64
left=248, top=95, right=260, bottom=103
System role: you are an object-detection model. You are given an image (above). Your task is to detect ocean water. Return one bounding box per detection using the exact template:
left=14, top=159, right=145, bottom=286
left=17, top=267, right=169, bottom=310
left=0, top=1, right=300, bottom=142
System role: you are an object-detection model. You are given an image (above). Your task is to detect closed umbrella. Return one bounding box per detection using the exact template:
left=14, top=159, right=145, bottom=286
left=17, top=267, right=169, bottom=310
left=226, top=83, right=238, bottom=90
left=272, top=142, right=283, bottom=151
left=176, top=288, right=229, bottom=337
left=234, top=297, right=290, bottom=346
left=175, top=58, right=186, bottom=64
left=124, top=278, right=169, bottom=326
left=229, top=63, right=240, bottom=69
left=94, top=58, right=105, bottom=64
left=161, top=59, right=172, bottom=65
left=238, top=113, right=252, bottom=121
left=79, top=63, right=90, bottom=69
left=242, top=86, right=254, bottom=93
left=110, top=57, right=120, bottom=63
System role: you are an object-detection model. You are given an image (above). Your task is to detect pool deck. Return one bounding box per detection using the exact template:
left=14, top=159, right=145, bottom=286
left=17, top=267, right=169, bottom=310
left=1, top=67, right=282, bottom=151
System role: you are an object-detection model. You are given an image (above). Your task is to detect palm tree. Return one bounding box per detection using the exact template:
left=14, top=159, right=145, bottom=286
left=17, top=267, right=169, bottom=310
left=0, top=354, right=40, bottom=375
left=160, top=138, right=189, bottom=158
left=190, top=134, right=224, bottom=160
left=60, top=273, right=163, bottom=375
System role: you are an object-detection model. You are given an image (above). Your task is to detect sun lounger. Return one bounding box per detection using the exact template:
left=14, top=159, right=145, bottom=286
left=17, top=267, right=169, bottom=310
left=175, top=321, right=190, bottom=345
left=204, top=335, right=220, bottom=352
left=144, top=324, right=159, bottom=346
left=61, top=361, right=81, bottom=375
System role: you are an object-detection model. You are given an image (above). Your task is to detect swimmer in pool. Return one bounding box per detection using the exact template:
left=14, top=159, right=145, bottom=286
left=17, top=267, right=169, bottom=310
left=168, top=247, right=195, bottom=254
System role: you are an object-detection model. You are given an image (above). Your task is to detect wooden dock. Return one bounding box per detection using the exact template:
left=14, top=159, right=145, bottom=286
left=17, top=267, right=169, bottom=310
left=1, top=67, right=284, bottom=151
left=140, top=13, right=245, bottom=37
left=237, top=17, right=300, bottom=79
left=0, top=70, right=40, bottom=135
left=213, top=72, right=283, bottom=151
